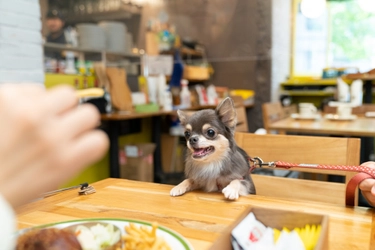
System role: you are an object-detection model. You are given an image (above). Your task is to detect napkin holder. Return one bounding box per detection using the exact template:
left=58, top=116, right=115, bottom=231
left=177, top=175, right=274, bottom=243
left=209, top=206, right=328, bottom=250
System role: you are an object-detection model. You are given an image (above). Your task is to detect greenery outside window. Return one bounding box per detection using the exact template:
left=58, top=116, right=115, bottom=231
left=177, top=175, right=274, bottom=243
left=291, top=0, right=375, bottom=78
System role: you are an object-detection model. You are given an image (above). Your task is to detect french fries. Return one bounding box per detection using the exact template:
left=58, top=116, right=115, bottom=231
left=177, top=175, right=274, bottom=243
left=121, top=222, right=171, bottom=250
left=75, top=88, right=105, bottom=98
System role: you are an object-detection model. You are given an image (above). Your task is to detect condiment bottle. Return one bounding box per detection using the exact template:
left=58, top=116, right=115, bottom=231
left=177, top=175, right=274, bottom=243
left=180, top=79, right=191, bottom=108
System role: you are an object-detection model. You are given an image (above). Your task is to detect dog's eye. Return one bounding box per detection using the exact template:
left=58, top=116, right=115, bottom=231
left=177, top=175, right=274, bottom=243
left=206, top=129, right=216, bottom=138
left=184, top=131, right=191, bottom=138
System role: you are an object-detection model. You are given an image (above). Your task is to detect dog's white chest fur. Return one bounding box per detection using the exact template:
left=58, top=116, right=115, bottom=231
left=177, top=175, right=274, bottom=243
left=189, top=161, right=223, bottom=192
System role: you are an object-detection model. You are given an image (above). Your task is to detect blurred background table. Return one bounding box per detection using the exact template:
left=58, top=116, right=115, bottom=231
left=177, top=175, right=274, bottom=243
left=268, top=115, right=375, bottom=163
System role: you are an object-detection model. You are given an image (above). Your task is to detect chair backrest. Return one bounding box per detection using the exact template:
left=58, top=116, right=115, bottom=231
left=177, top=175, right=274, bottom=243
left=262, top=102, right=296, bottom=133
left=235, top=132, right=361, bottom=206
left=323, top=105, right=337, bottom=114
left=231, top=95, right=249, bottom=132
left=352, top=104, right=375, bottom=114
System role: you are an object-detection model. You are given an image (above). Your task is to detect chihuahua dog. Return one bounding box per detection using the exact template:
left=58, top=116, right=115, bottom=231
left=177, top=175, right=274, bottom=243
left=170, top=97, right=256, bottom=200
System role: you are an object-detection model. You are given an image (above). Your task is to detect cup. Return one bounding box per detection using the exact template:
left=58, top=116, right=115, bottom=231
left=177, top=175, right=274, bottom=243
left=337, top=105, right=352, bottom=118
left=298, top=103, right=317, bottom=117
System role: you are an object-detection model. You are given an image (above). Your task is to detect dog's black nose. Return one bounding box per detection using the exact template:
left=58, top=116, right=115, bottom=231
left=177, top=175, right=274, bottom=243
left=189, top=136, right=199, bottom=145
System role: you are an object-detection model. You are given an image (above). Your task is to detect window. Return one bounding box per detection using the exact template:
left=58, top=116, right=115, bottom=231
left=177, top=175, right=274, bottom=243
left=292, top=0, right=375, bottom=77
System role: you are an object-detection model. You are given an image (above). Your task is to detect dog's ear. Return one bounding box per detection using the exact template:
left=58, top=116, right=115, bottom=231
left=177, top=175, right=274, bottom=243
left=215, top=97, right=237, bottom=130
left=177, top=110, right=189, bottom=125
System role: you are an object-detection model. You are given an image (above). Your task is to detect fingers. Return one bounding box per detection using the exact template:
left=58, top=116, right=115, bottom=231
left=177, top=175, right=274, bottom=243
left=359, top=178, right=375, bottom=192
left=0, top=84, right=45, bottom=112
left=0, top=130, right=108, bottom=208
left=361, top=189, right=375, bottom=207
left=360, top=161, right=375, bottom=168
left=42, top=85, right=78, bottom=115
left=0, top=84, right=109, bottom=208
left=0, top=83, right=45, bottom=93
left=58, top=130, right=109, bottom=176
left=56, top=104, right=100, bottom=140
left=358, top=162, right=375, bottom=204
left=359, top=177, right=375, bottom=207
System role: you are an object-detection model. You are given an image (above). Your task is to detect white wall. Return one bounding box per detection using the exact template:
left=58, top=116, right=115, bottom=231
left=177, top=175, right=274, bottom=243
left=271, top=0, right=292, bottom=102
left=0, top=0, right=44, bottom=84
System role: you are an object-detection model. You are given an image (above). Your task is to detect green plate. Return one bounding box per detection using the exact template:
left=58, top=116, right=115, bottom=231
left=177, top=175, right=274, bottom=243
left=17, top=218, right=194, bottom=250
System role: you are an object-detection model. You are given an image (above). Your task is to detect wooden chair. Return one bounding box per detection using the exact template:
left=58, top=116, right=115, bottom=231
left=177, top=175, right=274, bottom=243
left=235, top=132, right=361, bottom=206
left=231, top=95, right=249, bottom=132
left=323, top=105, right=337, bottom=114
left=262, top=102, right=296, bottom=133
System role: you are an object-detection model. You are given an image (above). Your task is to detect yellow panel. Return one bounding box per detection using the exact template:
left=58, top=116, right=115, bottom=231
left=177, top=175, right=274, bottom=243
left=44, top=73, right=96, bottom=89
left=61, top=118, right=153, bottom=188
left=282, top=77, right=352, bottom=86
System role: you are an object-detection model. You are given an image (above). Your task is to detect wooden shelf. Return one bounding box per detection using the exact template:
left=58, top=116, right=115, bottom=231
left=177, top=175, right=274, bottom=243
left=64, top=6, right=142, bottom=24
left=161, top=47, right=204, bottom=58
left=180, top=47, right=204, bottom=57
left=282, top=91, right=335, bottom=97
left=44, top=43, right=141, bottom=58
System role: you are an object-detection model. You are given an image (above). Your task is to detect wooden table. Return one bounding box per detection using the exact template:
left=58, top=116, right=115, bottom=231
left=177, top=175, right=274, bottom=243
left=268, top=115, right=375, bottom=162
left=16, top=178, right=375, bottom=250
left=268, top=115, right=375, bottom=137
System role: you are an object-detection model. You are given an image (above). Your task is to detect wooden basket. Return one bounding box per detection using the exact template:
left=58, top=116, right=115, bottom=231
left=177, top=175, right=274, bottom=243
left=183, top=65, right=210, bottom=81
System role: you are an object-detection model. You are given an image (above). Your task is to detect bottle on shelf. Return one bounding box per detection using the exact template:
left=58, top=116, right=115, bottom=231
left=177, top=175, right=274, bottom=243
left=74, top=78, right=79, bottom=89
left=180, top=79, right=191, bottom=109
left=157, top=74, right=167, bottom=107
left=206, top=84, right=219, bottom=105
left=163, top=86, right=173, bottom=111
left=83, top=77, right=88, bottom=88
left=64, top=51, right=77, bottom=74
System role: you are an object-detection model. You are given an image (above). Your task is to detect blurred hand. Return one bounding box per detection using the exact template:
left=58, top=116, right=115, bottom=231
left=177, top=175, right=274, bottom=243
left=359, top=161, right=375, bottom=207
left=0, top=84, right=108, bottom=208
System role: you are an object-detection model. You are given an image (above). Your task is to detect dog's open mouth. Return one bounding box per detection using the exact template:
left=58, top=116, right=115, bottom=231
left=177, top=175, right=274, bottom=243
left=192, top=146, right=215, bottom=158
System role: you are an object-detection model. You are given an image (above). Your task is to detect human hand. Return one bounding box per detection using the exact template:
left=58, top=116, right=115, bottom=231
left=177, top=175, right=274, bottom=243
left=0, top=84, right=109, bottom=208
left=359, top=161, right=375, bottom=207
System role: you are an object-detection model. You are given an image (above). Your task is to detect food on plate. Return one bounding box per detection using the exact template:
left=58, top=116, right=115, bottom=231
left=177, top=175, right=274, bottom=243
left=16, top=222, right=121, bottom=250
left=16, top=228, right=82, bottom=250
left=16, top=221, right=174, bottom=250
left=73, top=223, right=121, bottom=250
left=122, top=222, right=171, bottom=250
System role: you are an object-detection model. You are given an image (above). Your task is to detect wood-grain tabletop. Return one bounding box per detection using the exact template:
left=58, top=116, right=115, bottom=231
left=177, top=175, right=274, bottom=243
left=268, top=115, right=375, bottom=137
left=16, top=178, right=375, bottom=250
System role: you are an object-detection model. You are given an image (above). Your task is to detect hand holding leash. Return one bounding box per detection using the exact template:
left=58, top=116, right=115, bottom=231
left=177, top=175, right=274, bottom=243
left=248, top=156, right=375, bottom=206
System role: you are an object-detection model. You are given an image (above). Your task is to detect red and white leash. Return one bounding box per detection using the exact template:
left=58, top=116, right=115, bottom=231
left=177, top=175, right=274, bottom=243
left=249, top=157, right=375, bottom=206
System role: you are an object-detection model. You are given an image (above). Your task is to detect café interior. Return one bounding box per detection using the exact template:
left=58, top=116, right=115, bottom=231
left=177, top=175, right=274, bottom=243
left=7, top=0, right=375, bottom=249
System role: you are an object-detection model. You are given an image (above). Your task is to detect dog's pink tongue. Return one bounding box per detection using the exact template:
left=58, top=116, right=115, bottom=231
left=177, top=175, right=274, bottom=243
left=193, top=148, right=206, bottom=156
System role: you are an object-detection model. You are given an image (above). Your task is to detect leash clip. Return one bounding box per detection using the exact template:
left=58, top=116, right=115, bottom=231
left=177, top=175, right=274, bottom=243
left=250, top=156, right=276, bottom=168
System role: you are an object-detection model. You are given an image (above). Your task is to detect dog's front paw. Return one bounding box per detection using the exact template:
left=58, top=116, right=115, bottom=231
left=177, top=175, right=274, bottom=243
left=222, top=186, right=239, bottom=200
left=170, top=185, right=187, bottom=196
